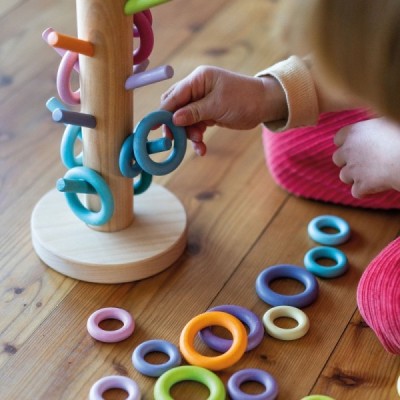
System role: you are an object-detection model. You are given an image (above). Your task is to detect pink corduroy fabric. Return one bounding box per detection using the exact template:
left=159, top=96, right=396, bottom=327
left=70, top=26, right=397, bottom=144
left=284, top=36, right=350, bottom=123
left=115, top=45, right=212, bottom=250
left=357, top=236, right=400, bottom=354
left=263, top=109, right=400, bottom=354
left=262, top=109, right=400, bottom=209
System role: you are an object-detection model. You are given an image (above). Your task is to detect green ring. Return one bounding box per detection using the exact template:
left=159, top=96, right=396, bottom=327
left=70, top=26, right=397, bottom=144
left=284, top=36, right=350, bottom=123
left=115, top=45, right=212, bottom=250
left=154, top=366, right=226, bottom=400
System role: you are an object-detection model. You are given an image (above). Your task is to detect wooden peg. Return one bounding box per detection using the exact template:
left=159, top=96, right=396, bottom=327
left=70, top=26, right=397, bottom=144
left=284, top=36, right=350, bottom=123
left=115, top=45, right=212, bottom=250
left=47, top=31, right=95, bottom=57
left=52, top=109, right=97, bottom=129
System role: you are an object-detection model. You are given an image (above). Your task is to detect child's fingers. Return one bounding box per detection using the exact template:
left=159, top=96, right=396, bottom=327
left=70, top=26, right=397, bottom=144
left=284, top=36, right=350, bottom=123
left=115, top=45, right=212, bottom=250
left=332, top=148, right=346, bottom=167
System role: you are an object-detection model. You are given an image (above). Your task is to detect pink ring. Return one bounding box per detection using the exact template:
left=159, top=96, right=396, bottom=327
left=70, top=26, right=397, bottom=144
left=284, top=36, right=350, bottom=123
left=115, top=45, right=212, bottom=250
left=133, top=12, right=154, bottom=65
left=89, top=375, right=140, bottom=400
left=87, top=307, right=134, bottom=343
left=57, top=51, right=80, bottom=105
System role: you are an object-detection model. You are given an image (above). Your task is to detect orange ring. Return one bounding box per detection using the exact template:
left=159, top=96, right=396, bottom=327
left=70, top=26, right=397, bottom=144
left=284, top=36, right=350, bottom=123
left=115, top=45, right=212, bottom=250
left=179, top=311, right=247, bottom=371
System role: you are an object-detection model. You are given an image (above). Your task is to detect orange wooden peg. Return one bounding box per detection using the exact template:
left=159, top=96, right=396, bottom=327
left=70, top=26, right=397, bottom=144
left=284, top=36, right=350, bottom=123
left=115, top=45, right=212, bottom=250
left=47, top=31, right=94, bottom=57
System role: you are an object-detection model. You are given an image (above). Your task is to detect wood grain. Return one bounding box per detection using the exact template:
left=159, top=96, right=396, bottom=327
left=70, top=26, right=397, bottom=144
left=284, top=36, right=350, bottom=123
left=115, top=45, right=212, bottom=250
left=1, top=0, right=399, bottom=399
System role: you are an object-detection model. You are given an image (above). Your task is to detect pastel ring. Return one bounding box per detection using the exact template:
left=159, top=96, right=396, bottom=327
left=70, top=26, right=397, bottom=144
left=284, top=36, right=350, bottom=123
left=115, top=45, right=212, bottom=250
left=63, top=166, right=114, bottom=226
left=87, top=307, right=134, bottom=343
left=308, top=215, right=350, bottom=245
left=304, top=246, right=348, bottom=278
left=60, top=124, right=83, bottom=168
left=179, top=311, right=247, bottom=371
left=397, top=376, right=400, bottom=397
left=227, top=368, right=279, bottom=400
left=300, top=396, right=336, bottom=400
left=89, top=375, right=140, bottom=400
left=255, top=264, right=319, bottom=308
left=57, top=51, right=80, bottom=105
left=133, top=11, right=154, bottom=65
left=154, top=366, right=226, bottom=400
left=132, top=339, right=181, bottom=377
left=263, top=306, right=310, bottom=341
left=134, top=110, right=187, bottom=176
left=199, top=304, right=264, bottom=352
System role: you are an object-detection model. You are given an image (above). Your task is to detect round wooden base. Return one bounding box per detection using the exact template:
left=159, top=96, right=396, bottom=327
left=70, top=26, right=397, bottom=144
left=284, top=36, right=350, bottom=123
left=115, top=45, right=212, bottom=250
left=31, top=184, right=187, bottom=283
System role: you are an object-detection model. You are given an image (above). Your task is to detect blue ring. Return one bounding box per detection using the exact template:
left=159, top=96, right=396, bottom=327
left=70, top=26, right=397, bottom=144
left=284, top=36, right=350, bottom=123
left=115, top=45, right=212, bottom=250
left=132, top=339, right=181, bottom=377
left=60, top=124, right=83, bottom=168
left=304, top=246, right=348, bottom=278
left=308, top=215, right=350, bottom=245
left=227, top=368, right=279, bottom=400
left=133, top=110, right=187, bottom=176
left=62, top=166, right=114, bottom=226
left=255, top=264, right=319, bottom=308
left=119, top=134, right=142, bottom=178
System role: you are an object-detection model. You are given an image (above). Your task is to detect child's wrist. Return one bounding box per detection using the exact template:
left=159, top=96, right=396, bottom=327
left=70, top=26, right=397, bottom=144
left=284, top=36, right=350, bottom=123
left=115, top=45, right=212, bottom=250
left=259, top=76, right=288, bottom=123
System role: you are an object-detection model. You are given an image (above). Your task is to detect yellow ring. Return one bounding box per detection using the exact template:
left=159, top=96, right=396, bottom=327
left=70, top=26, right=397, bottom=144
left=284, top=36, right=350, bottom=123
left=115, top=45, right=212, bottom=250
left=179, top=311, right=247, bottom=371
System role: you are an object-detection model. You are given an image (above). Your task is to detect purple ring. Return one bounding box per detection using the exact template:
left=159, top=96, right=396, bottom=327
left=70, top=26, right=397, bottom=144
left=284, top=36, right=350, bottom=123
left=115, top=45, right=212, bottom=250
left=255, top=264, right=319, bottom=308
left=199, top=305, right=264, bottom=352
left=227, top=368, right=279, bottom=400
left=133, top=12, right=154, bottom=65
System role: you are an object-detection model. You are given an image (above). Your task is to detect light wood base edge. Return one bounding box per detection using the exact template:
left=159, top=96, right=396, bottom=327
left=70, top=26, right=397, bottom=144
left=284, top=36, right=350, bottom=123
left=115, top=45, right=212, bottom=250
left=31, top=184, right=187, bottom=283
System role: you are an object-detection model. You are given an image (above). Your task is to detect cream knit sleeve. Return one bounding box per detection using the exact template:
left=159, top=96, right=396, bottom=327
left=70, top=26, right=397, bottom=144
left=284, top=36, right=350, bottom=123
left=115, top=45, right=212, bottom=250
left=256, top=55, right=320, bottom=132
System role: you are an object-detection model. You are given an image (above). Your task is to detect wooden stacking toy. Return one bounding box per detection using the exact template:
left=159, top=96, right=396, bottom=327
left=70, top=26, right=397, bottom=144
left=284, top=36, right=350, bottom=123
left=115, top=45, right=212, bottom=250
left=31, top=0, right=191, bottom=284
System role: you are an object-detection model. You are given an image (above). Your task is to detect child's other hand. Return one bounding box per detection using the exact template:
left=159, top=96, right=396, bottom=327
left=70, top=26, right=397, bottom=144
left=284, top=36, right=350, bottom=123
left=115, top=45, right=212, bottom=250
left=333, top=118, right=400, bottom=197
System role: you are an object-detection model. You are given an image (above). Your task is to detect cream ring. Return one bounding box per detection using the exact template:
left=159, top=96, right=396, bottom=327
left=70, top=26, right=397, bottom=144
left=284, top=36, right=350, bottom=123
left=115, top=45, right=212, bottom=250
left=263, top=306, right=310, bottom=341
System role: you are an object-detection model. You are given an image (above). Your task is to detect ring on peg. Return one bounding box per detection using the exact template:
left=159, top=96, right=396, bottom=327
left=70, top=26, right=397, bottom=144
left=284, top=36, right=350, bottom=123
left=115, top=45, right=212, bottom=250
left=304, top=246, right=348, bottom=278
left=132, top=339, right=181, bottom=377
left=42, top=28, right=80, bottom=73
left=133, top=110, right=187, bottom=176
left=60, top=124, right=83, bottom=168
left=61, top=166, right=114, bottom=226
left=134, top=170, right=152, bottom=195
left=255, top=264, right=319, bottom=308
left=227, top=368, right=279, bottom=400
left=199, top=304, right=264, bottom=352
left=133, top=59, right=150, bottom=74
left=89, top=375, right=140, bottom=400
left=154, top=366, right=226, bottom=400
left=133, top=11, right=154, bottom=65
left=133, top=10, right=152, bottom=37
left=57, top=51, right=80, bottom=105
left=125, top=0, right=170, bottom=15
left=125, top=65, right=174, bottom=90
left=119, top=134, right=172, bottom=178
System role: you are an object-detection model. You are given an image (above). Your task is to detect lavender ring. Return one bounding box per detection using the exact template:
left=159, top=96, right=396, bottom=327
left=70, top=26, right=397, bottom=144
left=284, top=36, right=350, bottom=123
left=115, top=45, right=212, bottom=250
left=199, top=305, right=264, bottom=352
left=227, top=368, right=279, bottom=400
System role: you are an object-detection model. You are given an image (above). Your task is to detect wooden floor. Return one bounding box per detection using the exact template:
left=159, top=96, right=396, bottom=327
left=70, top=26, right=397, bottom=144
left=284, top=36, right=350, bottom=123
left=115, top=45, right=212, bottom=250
left=1, top=0, right=399, bottom=399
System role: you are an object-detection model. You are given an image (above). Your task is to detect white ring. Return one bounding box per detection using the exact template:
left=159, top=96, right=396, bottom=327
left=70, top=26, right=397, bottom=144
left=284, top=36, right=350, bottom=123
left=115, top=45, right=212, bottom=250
left=263, top=306, right=310, bottom=341
left=89, top=375, right=140, bottom=400
left=397, top=376, right=400, bottom=397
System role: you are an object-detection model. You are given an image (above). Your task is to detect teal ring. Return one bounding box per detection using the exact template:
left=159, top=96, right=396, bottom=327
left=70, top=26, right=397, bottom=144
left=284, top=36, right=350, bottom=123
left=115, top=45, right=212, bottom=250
left=134, top=170, right=152, bottom=195
left=308, top=215, right=350, bottom=245
left=60, top=124, right=83, bottom=168
left=154, top=366, right=226, bottom=400
left=133, top=110, right=187, bottom=176
left=304, top=246, right=348, bottom=278
left=62, top=166, right=114, bottom=226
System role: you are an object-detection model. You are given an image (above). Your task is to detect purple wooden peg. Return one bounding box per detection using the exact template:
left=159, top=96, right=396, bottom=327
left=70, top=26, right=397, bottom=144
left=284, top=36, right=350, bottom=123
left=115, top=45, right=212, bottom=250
left=125, top=65, right=174, bottom=90
left=52, top=109, right=96, bottom=129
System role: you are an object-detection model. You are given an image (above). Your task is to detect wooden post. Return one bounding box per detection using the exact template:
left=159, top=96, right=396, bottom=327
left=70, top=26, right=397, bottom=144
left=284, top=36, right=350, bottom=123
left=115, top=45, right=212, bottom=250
left=76, top=0, right=134, bottom=232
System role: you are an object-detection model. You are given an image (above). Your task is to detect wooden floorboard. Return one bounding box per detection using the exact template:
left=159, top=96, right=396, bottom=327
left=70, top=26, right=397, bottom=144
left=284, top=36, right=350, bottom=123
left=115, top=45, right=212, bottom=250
left=1, top=0, right=399, bottom=399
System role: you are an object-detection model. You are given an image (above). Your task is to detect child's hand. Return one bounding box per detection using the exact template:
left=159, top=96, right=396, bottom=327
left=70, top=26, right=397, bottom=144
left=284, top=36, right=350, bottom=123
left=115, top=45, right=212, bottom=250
left=332, top=118, right=400, bottom=197
left=160, top=66, right=287, bottom=155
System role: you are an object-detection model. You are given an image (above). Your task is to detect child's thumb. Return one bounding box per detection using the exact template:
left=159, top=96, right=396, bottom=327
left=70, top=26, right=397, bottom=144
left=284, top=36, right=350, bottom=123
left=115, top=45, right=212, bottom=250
left=173, top=99, right=211, bottom=126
